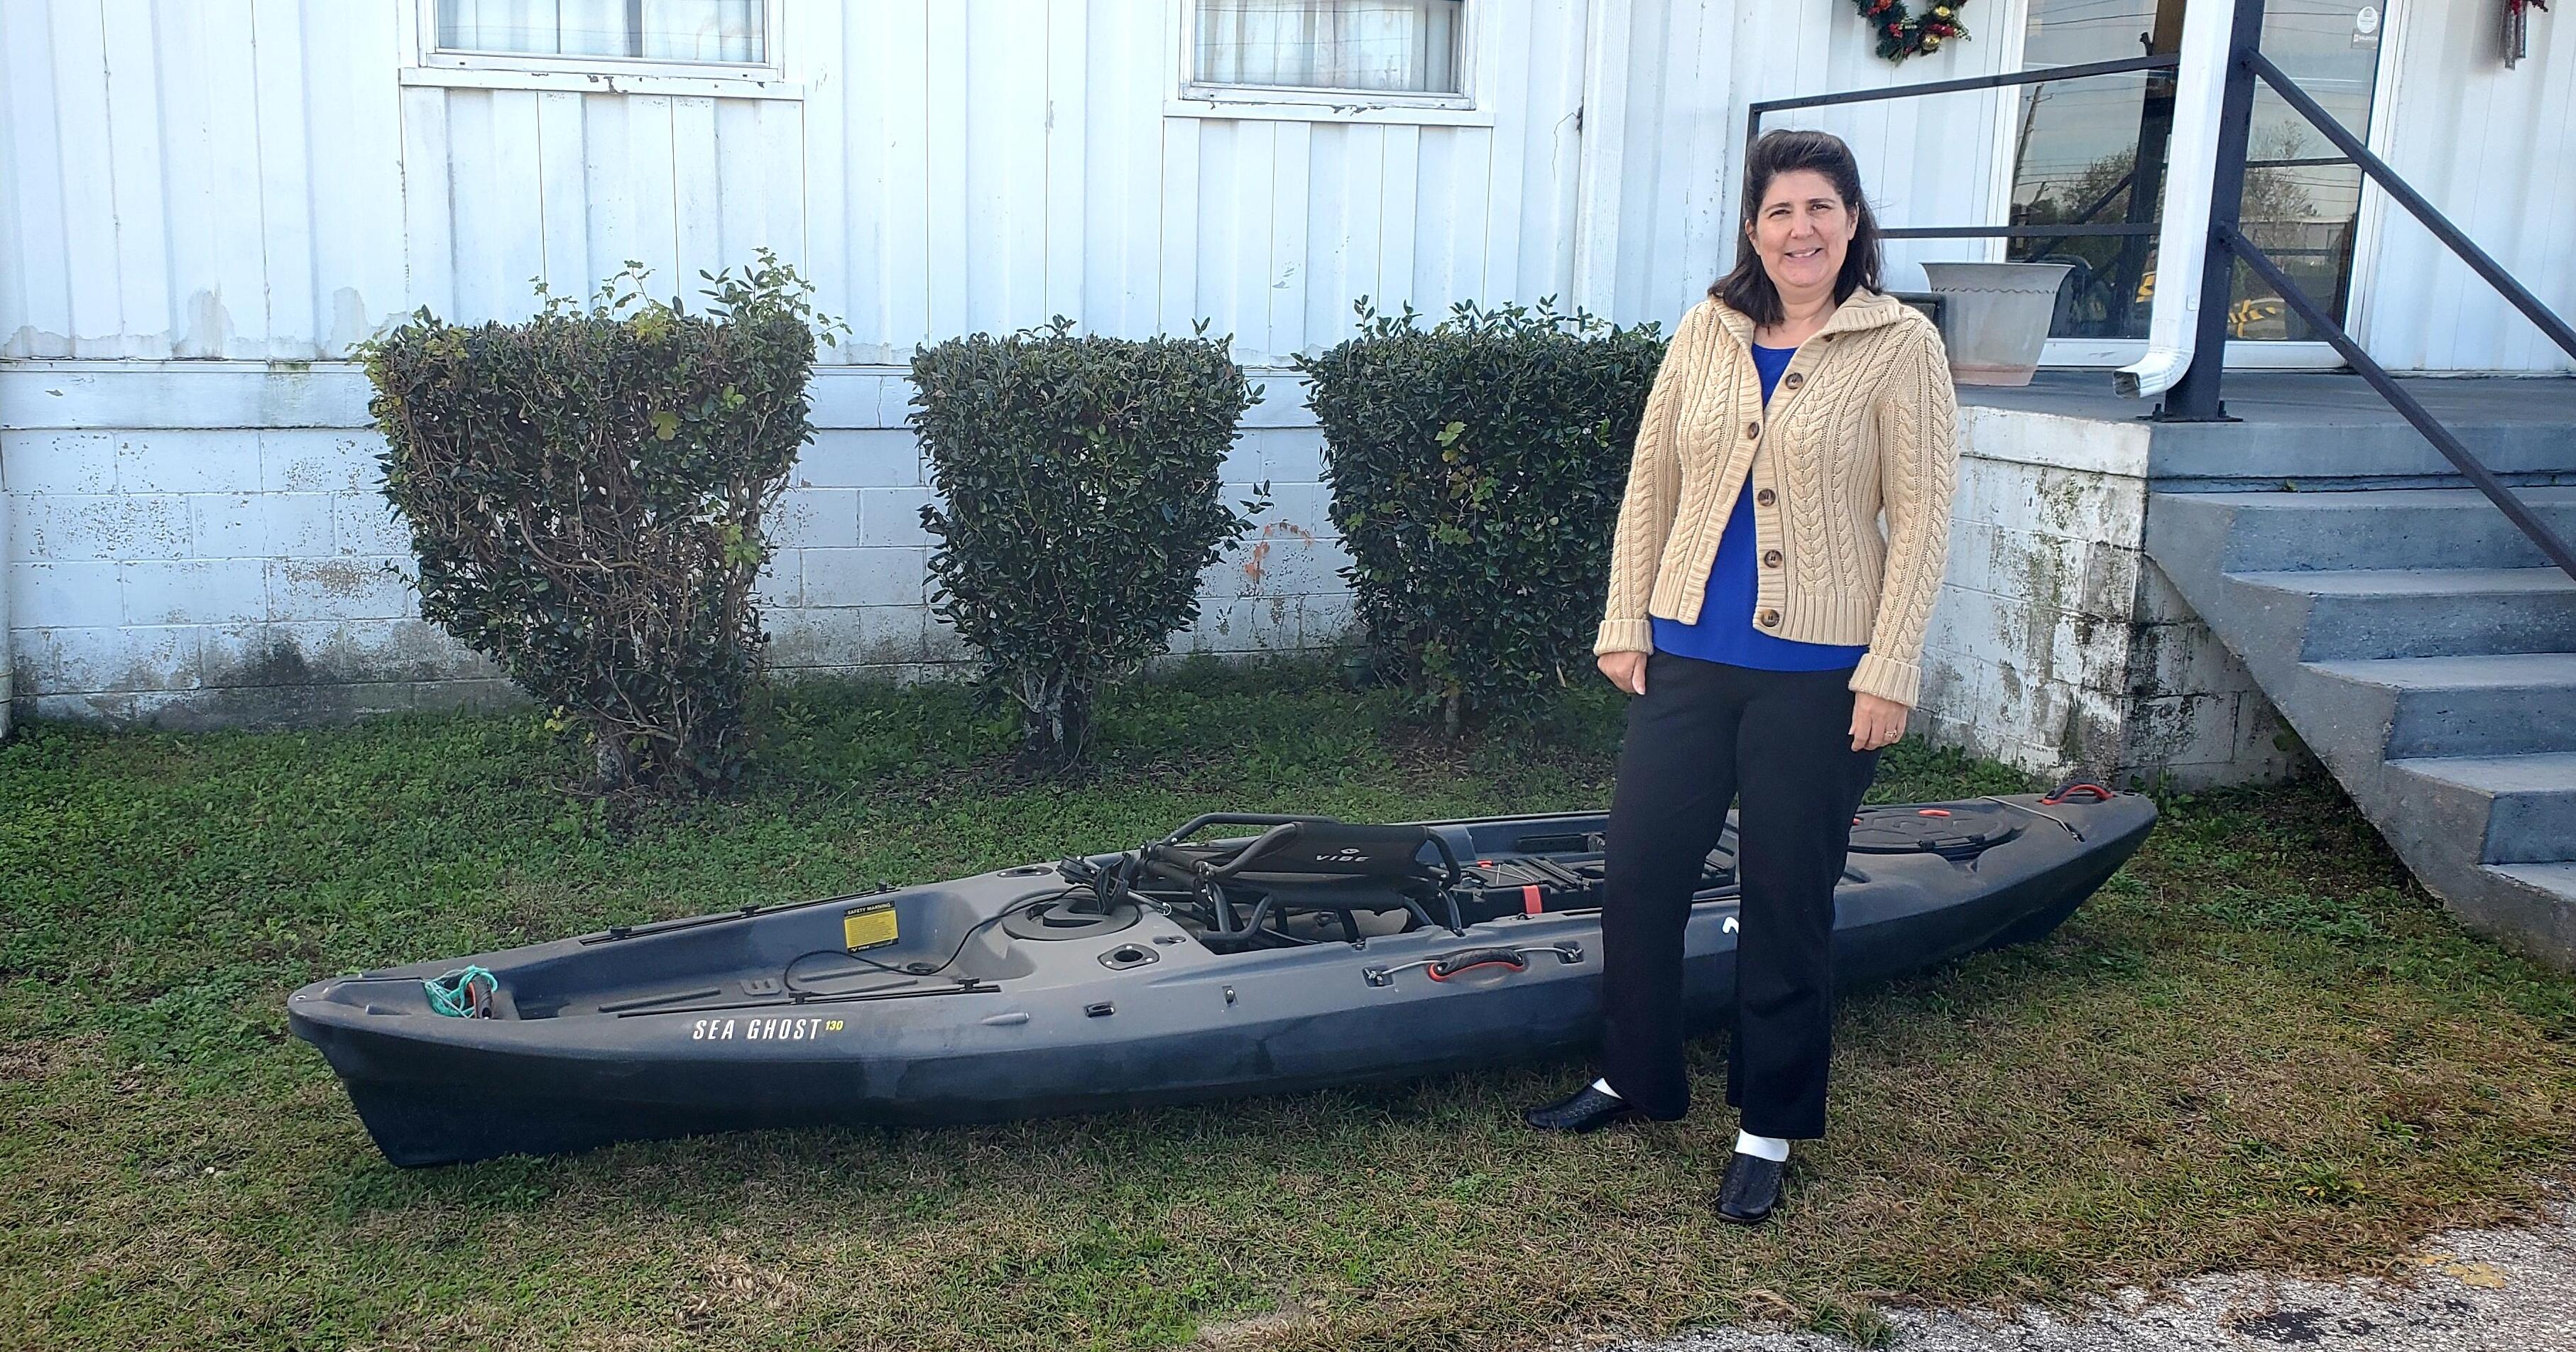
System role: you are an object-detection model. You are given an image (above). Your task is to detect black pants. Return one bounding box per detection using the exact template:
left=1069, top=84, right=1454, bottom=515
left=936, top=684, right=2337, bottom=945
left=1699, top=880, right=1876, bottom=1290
left=1598, top=652, right=1882, bottom=1139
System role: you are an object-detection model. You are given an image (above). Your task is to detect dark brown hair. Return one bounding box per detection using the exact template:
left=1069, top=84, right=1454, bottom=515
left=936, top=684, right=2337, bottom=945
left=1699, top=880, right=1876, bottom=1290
left=1710, top=129, right=1884, bottom=325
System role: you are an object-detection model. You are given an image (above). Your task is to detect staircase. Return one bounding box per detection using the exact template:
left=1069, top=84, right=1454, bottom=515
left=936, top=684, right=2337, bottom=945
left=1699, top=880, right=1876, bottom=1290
left=2145, top=487, right=2576, bottom=964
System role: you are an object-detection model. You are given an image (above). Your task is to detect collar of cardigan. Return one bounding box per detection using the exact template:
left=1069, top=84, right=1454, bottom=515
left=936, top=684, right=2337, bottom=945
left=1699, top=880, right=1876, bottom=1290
left=1708, top=288, right=1911, bottom=349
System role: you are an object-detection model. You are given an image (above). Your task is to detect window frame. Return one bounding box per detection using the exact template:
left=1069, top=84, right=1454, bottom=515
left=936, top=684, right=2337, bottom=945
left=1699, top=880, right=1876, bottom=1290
left=404, top=0, right=792, bottom=94
left=1167, top=0, right=1493, bottom=127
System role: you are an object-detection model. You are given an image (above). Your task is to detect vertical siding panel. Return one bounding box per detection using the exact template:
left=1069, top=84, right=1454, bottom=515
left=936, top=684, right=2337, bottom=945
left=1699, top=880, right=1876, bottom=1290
left=1211, top=121, right=1274, bottom=361
left=48, top=0, right=123, bottom=356
left=1526, top=0, right=1587, bottom=307
left=579, top=94, right=632, bottom=289
left=0, top=5, right=37, bottom=351
left=621, top=95, right=680, bottom=297
left=1044, top=0, right=1087, bottom=328
left=1304, top=124, right=1355, bottom=346
left=1378, top=124, right=1421, bottom=319
left=302, top=0, right=404, bottom=354
left=923, top=1, right=967, bottom=339
left=1481, top=2, right=1534, bottom=308
left=670, top=96, right=721, bottom=295
left=1156, top=115, right=1201, bottom=334
left=757, top=97, right=805, bottom=278
left=1338, top=124, right=1388, bottom=322
left=445, top=91, right=503, bottom=319
left=714, top=97, right=765, bottom=271
left=4, top=0, right=76, bottom=355
left=100, top=0, right=170, bottom=358
left=1088, top=0, right=1161, bottom=339
left=794, top=0, right=851, bottom=357
left=1412, top=129, right=1461, bottom=315
left=1269, top=120, right=1309, bottom=361
left=535, top=91, right=590, bottom=300
left=250, top=0, right=317, bottom=356
left=877, top=1, right=932, bottom=351
left=201, top=0, right=271, bottom=351
left=397, top=84, right=455, bottom=320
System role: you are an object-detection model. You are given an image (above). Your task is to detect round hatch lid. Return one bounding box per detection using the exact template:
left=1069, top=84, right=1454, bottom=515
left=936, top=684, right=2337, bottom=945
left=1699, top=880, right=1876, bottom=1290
left=1846, top=803, right=2023, bottom=861
left=1001, top=897, right=1142, bottom=942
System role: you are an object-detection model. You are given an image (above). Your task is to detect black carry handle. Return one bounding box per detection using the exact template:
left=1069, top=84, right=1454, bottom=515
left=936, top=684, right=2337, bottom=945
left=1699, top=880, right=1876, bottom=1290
left=1425, top=948, right=1531, bottom=982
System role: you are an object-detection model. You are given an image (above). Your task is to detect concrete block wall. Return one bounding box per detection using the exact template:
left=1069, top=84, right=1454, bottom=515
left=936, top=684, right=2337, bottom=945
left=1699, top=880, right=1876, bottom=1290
left=1916, top=404, right=2308, bottom=789
left=0, top=363, right=1353, bottom=728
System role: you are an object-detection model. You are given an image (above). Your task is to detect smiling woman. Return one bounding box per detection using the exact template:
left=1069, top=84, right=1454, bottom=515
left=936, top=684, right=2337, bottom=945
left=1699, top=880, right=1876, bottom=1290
left=1524, top=128, right=1961, bottom=1228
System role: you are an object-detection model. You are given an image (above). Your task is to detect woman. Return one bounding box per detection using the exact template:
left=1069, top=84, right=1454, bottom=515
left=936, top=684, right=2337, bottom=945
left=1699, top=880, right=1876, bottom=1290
left=1522, top=129, right=1959, bottom=1226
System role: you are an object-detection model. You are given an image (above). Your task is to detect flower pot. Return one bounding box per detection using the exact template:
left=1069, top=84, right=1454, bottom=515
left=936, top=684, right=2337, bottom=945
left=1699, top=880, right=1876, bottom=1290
left=1919, top=261, right=2075, bottom=386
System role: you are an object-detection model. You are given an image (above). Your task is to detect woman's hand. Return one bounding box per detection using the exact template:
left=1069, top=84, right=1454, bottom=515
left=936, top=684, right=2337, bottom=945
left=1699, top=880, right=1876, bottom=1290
left=1598, top=651, right=1649, bottom=697
left=1850, top=692, right=1907, bottom=752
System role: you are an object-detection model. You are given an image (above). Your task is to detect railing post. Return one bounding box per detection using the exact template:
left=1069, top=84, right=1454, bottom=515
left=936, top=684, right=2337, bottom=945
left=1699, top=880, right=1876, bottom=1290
left=2158, top=0, right=2266, bottom=422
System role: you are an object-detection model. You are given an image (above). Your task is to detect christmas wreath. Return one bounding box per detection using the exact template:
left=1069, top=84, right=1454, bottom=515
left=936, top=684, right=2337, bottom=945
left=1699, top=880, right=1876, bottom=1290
left=1852, top=0, right=1966, bottom=62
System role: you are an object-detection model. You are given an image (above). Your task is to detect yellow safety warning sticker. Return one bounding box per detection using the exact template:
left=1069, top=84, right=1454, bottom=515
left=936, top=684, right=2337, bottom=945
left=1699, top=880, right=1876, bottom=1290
left=844, top=903, right=899, bottom=952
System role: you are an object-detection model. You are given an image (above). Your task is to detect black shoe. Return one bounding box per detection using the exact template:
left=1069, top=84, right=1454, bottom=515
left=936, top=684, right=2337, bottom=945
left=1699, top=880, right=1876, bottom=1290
left=1522, top=1084, right=1640, bottom=1133
left=1715, top=1150, right=1785, bottom=1224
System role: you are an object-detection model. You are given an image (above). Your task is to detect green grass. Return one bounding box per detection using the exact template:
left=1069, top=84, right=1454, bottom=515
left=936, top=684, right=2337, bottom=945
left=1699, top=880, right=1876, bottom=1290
left=3, top=658, right=2572, bottom=1351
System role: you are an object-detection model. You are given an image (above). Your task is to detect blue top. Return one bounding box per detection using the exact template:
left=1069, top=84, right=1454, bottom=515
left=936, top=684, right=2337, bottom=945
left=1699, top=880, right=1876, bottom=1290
left=1648, top=342, right=1872, bottom=672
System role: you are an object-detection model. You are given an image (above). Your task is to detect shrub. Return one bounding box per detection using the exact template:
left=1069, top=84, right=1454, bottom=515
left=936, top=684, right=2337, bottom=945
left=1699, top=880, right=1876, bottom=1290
left=909, top=318, right=1264, bottom=772
left=1295, top=298, right=1665, bottom=730
left=362, top=251, right=839, bottom=790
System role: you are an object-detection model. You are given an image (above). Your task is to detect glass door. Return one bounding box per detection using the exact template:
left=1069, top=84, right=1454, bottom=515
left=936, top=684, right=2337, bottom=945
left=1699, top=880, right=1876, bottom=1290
left=2004, top=0, right=2391, bottom=361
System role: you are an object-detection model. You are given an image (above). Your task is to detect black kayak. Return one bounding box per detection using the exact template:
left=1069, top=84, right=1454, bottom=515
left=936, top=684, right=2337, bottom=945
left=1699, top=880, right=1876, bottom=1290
left=289, top=787, right=2154, bottom=1166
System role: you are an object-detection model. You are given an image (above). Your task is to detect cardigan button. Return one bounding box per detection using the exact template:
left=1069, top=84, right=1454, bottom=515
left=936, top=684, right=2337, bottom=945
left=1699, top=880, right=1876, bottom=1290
left=1745, top=421, right=1762, bottom=440
left=1755, top=488, right=1777, bottom=507
left=1762, top=549, right=1783, bottom=568
left=1757, top=609, right=1780, bottom=628
left=1782, top=371, right=1804, bottom=389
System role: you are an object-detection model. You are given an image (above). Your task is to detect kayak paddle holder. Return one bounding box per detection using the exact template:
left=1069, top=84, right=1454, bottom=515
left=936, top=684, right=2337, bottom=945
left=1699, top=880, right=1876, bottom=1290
left=1363, top=942, right=1584, bottom=988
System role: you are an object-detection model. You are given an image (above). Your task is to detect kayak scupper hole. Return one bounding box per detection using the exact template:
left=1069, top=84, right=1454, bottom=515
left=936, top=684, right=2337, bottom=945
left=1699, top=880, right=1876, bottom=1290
left=1098, top=944, right=1159, bottom=971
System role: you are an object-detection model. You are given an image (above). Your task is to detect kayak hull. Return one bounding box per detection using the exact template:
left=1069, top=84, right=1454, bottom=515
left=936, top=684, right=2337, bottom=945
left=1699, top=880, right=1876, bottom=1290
left=290, top=792, right=2156, bottom=1166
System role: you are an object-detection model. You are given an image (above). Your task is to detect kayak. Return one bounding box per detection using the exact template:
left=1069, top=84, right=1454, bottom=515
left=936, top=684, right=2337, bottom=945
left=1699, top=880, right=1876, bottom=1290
left=288, top=787, right=2155, bottom=1166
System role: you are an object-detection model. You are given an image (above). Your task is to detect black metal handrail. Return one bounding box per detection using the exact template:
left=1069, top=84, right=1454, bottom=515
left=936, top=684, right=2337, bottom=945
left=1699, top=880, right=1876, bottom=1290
left=2162, top=0, right=2576, bottom=582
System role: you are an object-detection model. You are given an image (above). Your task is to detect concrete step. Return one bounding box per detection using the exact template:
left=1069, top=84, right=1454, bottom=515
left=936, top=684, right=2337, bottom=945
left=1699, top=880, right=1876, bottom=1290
left=2160, top=487, right=2576, bottom=573
left=2303, top=653, right=2576, bottom=758
left=2386, top=752, right=2576, bottom=865
left=2227, top=567, right=2576, bottom=661
left=2479, top=863, right=2576, bottom=954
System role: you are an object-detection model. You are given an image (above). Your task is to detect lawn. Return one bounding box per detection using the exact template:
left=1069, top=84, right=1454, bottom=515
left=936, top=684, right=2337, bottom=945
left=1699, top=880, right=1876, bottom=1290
left=4, top=659, right=2572, bottom=1351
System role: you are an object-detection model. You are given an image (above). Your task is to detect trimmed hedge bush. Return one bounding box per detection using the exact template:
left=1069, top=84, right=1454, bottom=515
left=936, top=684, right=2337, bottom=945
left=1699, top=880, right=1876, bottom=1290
left=362, top=253, right=836, bottom=790
left=909, top=318, right=1264, bottom=771
left=1296, top=298, right=1665, bottom=730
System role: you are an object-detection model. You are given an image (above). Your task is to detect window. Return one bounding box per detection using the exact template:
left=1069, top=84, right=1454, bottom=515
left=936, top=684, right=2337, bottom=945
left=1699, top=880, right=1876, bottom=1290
left=430, top=0, right=767, bottom=68
left=1192, top=0, right=1463, bottom=96
left=1174, top=0, right=1483, bottom=121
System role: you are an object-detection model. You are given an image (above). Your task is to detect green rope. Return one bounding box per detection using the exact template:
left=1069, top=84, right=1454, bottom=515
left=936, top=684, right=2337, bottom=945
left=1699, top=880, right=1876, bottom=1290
left=424, top=966, right=497, bottom=1018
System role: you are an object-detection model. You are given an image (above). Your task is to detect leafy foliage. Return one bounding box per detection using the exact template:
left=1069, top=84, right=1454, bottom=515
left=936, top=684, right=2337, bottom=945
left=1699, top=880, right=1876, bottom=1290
left=361, top=250, right=839, bottom=790
left=908, top=318, right=1265, bottom=771
left=1296, top=298, right=1665, bottom=730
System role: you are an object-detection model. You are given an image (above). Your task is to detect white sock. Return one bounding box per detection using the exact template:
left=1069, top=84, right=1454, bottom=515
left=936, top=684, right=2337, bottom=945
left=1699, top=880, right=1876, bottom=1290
left=1589, top=1077, right=1621, bottom=1099
left=1734, top=1130, right=1790, bottom=1162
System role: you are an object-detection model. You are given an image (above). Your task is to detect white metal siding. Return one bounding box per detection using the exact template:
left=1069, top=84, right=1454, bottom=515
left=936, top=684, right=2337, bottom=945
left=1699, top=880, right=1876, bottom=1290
left=2354, top=0, right=2576, bottom=374
left=1, top=0, right=2567, bottom=370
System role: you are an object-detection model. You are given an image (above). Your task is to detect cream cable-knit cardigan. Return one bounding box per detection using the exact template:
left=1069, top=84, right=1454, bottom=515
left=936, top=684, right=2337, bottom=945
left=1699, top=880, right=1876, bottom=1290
left=1594, top=289, right=1959, bottom=709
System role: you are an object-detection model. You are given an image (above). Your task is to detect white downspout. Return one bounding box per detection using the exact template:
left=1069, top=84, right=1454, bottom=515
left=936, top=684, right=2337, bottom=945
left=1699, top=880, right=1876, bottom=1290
left=2114, top=0, right=2241, bottom=400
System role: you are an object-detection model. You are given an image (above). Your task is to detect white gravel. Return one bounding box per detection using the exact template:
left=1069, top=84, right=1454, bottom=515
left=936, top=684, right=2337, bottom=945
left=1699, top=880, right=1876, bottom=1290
left=1595, top=1192, right=2576, bottom=1352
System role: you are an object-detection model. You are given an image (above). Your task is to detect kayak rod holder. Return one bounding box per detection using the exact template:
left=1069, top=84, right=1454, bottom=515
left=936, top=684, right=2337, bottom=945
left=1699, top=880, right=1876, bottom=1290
left=1363, top=942, right=1585, bottom=988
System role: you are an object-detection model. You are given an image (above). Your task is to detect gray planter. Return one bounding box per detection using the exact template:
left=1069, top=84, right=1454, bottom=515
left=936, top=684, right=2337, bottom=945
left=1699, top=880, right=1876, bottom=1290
left=1921, top=261, right=2076, bottom=386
